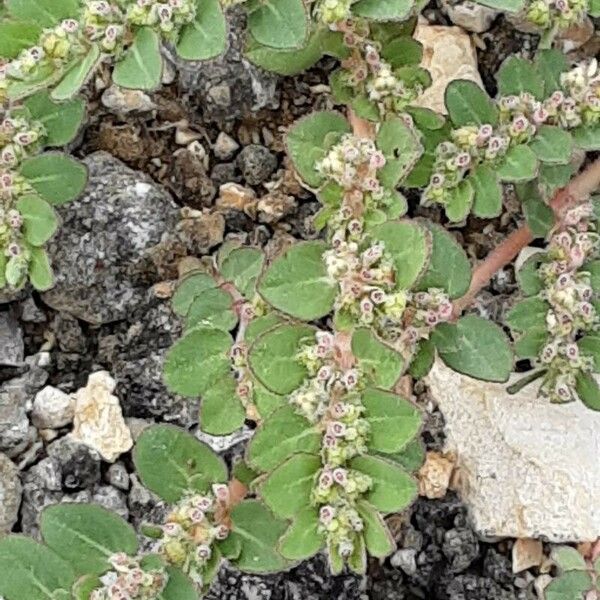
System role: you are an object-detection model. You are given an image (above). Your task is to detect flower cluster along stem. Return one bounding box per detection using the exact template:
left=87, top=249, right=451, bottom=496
left=452, top=157, right=600, bottom=318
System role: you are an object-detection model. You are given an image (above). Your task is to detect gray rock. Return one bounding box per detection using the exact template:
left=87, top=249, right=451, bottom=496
left=31, top=386, right=74, bottom=429
left=0, top=453, right=22, bottom=532
left=214, top=132, right=240, bottom=160
left=92, top=484, right=129, bottom=520
left=52, top=314, right=87, bottom=353
left=0, top=311, right=24, bottom=366
left=211, top=162, right=241, bottom=188
left=0, top=366, right=47, bottom=455
left=42, top=152, right=180, bottom=325
left=237, top=145, right=277, bottom=186
left=106, top=462, right=130, bottom=491
left=390, top=549, right=418, bottom=576
left=169, top=8, right=278, bottom=121
left=47, top=436, right=101, bottom=491
left=20, top=297, right=46, bottom=323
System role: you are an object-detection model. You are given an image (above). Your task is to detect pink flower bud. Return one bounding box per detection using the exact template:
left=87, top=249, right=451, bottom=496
left=163, top=523, right=182, bottom=536
left=319, top=505, right=335, bottom=524
left=556, top=274, right=571, bottom=289
left=323, top=434, right=337, bottom=448
left=478, top=124, right=493, bottom=140
left=371, top=289, right=385, bottom=305
left=7, top=243, right=20, bottom=257
left=438, top=301, right=453, bottom=320
left=328, top=421, right=346, bottom=437
left=348, top=219, right=362, bottom=234
left=331, top=402, right=347, bottom=418
left=236, top=383, right=250, bottom=399
left=343, top=369, right=359, bottom=389
left=215, top=525, right=229, bottom=540
left=369, top=151, right=386, bottom=170
left=360, top=298, right=374, bottom=314
left=197, top=544, right=211, bottom=560
left=317, top=365, right=333, bottom=381
left=61, top=19, right=79, bottom=33
left=316, top=331, right=334, bottom=348
left=550, top=91, right=564, bottom=106
left=0, top=173, right=13, bottom=188
left=455, top=152, right=471, bottom=168
left=332, top=468, right=348, bottom=485
left=565, top=343, right=579, bottom=361
left=425, top=310, right=438, bottom=326
left=364, top=178, right=379, bottom=191
left=319, top=470, right=333, bottom=489
left=541, top=344, right=556, bottom=363
left=212, top=484, right=229, bottom=502
left=230, top=344, right=245, bottom=359
left=189, top=508, right=205, bottom=523
left=195, top=496, right=213, bottom=511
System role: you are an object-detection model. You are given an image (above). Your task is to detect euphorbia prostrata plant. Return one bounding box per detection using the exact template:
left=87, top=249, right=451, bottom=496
left=0, top=0, right=599, bottom=596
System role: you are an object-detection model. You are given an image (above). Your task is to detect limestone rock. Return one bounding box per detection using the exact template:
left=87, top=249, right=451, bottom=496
left=427, top=360, right=600, bottom=541
left=0, top=453, right=22, bottom=532
left=440, top=0, right=499, bottom=33
left=413, top=22, right=484, bottom=115
left=101, top=86, right=156, bottom=113
left=418, top=451, right=455, bottom=499
left=512, top=539, right=543, bottom=573
left=31, top=386, right=74, bottom=430
left=0, top=312, right=24, bottom=366
left=70, top=372, right=133, bottom=463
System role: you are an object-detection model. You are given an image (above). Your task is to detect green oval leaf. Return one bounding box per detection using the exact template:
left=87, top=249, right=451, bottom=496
left=496, top=145, right=538, bottom=183
left=200, top=376, right=245, bottom=435
left=497, top=56, right=544, bottom=99
left=356, top=500, right=394, bottom=558
left=352, top=328, right=403, bottom=389
left=0, top=20, right=41, bottom=58
left=28, top=246, right=54, bottom=291
left=16, top=194, right=58, bottom=246
left=470, top=165, right=502, bottom=218
left=51, top=44, right=101, bottom=101
left=445, top=80, right=498, bottom=127
left=352, top=0, right=413, bottom=20
left=258, top=241, right=337, bottom=320
left=247, top=0, right=307, bottom=49
left=41, top=504, right=138, bottom=576
left=19, top=152, right=87, bottom=205
left=431, top=315, right=514, bottom=382
left=278, top=507, right=324, bottom=561
left=134, top=424, right=228, bottom=503
left=163, top=327, right=232, bottom=397
left=176, top=0, right=227, bottom=60
left=7, top=0, right=79, bottom=26
left=530, top=126, right=574, bottom=165
left=113, top=27, right=162, bottom=90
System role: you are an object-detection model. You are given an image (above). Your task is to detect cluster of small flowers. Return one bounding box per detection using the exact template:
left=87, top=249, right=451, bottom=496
left=90, top=553, right=168, bottom=600
left=535, top=202, right=599, bottom=403
left=316, top=0, right=354, bottom=25
left=318, top=500, right=366, bottom=559
left=424, top=62, right=600, bottom=206
left=124, top=0, right=197, bottom=40
left=324, top=235, right=408, bottom=333
left=397, top=288, right=454, bottom=349
left=525, top=0, right=587, bottom=32
left=155, top=487, right=230, bottom=588
left=3, top=19, right=85, bottom=89
left=0, top=115, right=45, bottom=168
left=317, top=134, right=386, bottom=192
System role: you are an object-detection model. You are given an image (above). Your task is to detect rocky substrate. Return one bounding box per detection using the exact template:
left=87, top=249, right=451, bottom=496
left=1, top=5, right=598, bottom=598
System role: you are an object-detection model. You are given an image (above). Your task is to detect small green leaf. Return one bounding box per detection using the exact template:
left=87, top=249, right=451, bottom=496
left=176, top=0, right=227, bottom=60
left=579, top=333, right=600, bottom=371
left=352, top=0, right=413, bottom=21
left=28, top=246, right=53, bottom=291
left=516, top=252, right=544, bottom=296
left=113, top=27, right=162, bottom=90
left=163, top=327, right=232, bottom=397
left=351, top=455, right=417, bottom=512
left=576, top=373, right=600, bottom=411
left=469, top=0, right=524, bottom=9
left=229, top=500, right=290, bottom=573
left=370, top=221, right=430, bottom=289
left=470, top=165, right=502, bottom=218
left=278, top=507, right=324, bottom=560
left=534, top=49, right=569, bottom=96
left=7, top=0, right=79, bottom=26
left=571, top=125, right=600, bottom=151
left=245, top=313, right=284, bottom=343
left=200, top=377, right=245, bottom=435
left=514, top=328, right=547, bottom=359
left=260, top=453, right=321, bottom=518
left=545, top=571, right=593, bottom=600
left=586, top=260, right=600, bottom=291
left=0, top=20, right=41, bottom=58
left=247, top=0, right=307, bottom=49
left=286, top=111, right=351, bottom=187
left=220, top=247, right=264, bottom=299
left=530, top=126, right=574, bottom=165
left=538, top=163, right=575, bottom=197
left=246, top=28, right=347, bottom=76
left=356, top=501, right=394, bottom=558
left=161, top=567, right=198, bottom=600
left=496, top=56, right=544, bottom=99
left=258, top=241, right=337, bottom=320
left=432, top=315, right=514, bottom=382
left=385, top=438, right=425, bottom=473
left=185, top=287, right=237, bottom=331
left=16, top=194, right=58, bottom=246
left=248, top=323, right=312, bottom=394
left=551, top=546, right=587, bottom=571
left=381, top=37, right=423, bottom=68
left=134, top=424, right=228, bottom=503
left=445, top=80, right=498, bottom=127
left=406, top=107, right=446, bottom=130
left=409, top=338, right=435, bottom=379
left=247, top=405, right=321, bottom=472
left=0, top=536, right=76, bottom=600
left=363, top=388, right=421, bottom=454
left=348, top=535, right=367, bottom=574
left=51, top=44, right=101, bottom=101
left=522, top=190, right=554, bottom=238
left=376, top=117, right=423, bottom=188
left=41, top=504, right=138, bottom=576
left=445, top=179, right=474, bottom=222
left=352, top=328, right=403, bottom=389
left=253, top=382, right=286, bottom=418
left=172, top=272, right=216, bottom=317
left=496, top=145, right=538, bottom=183
left=24, top=92, right=86, bottom=146
left=506, top=297, right=549, bottom=331
left=19, top=153, right=87, bottom=205
left=415, top=222, right=471, bottom=298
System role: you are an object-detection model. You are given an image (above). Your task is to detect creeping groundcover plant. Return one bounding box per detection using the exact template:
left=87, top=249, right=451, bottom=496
left=0, top=0, right=599, bottom=597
